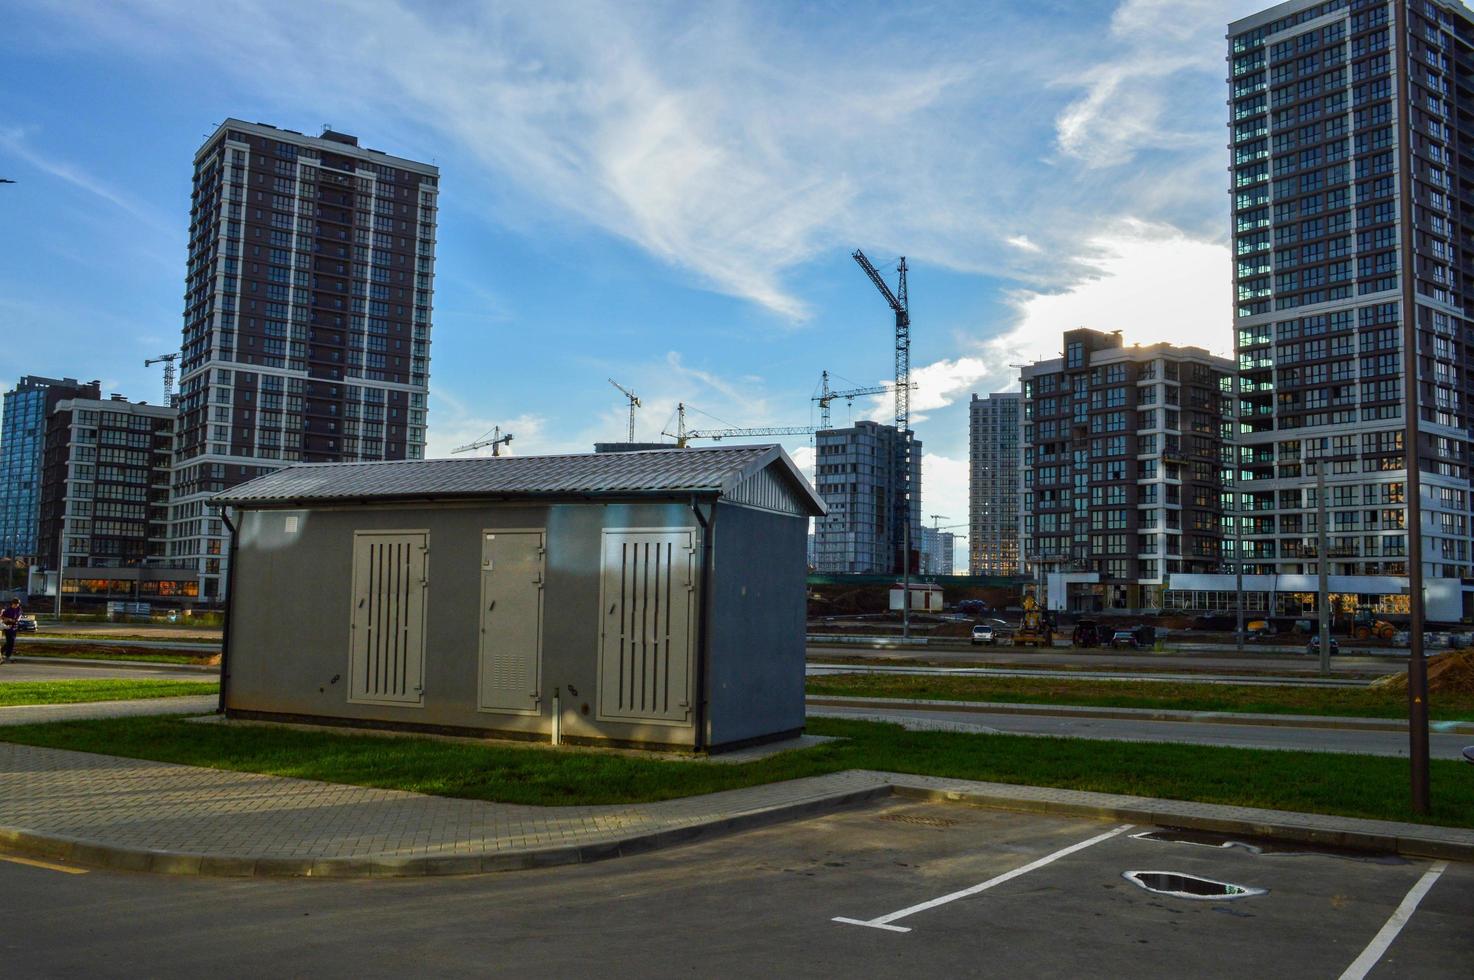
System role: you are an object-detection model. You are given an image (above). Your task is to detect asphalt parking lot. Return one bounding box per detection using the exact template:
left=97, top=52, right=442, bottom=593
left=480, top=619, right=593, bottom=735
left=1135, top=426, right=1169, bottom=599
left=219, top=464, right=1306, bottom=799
left=2, top=800, right=1467, bottom=977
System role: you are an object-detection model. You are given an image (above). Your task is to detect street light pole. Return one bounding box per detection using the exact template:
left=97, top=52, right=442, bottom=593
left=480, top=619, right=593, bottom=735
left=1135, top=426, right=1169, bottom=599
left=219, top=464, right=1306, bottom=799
left=1234, top=473, right=1244, bottom=656
left=1392, top=0, right=1430, bottom=815
left=1317, top=463, right=1330, bottom=677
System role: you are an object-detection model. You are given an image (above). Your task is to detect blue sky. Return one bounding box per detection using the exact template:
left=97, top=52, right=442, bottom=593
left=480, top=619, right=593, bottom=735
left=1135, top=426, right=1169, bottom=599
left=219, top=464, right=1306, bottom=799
left=0, top=0, right=1247, bottom=540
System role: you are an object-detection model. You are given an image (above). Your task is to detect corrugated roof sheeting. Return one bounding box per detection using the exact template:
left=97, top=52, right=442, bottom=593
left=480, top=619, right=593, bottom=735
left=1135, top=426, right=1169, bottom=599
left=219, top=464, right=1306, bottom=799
left=213, top=444, right=825, bottom=515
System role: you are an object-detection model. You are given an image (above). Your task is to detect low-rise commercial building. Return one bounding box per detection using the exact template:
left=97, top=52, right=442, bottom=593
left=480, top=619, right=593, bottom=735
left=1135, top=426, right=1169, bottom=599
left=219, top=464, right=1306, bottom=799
left=36, top=395, right=199, bottom=603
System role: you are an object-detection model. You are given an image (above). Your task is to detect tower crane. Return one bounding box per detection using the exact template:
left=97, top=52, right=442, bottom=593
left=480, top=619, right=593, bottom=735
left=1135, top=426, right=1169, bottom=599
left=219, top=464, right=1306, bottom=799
left=929, top=514, right=950, bottom=528
left=608, top=379, right=641, bottom=443
left=813, top=370, right=916, bottom=429
left=143, top=353, right=181, bottom=402
left=852, top=249, right=915, bottom=636
left=662, top=403, right=814, bottom=448
left=452, top=426, right=513, bottom=456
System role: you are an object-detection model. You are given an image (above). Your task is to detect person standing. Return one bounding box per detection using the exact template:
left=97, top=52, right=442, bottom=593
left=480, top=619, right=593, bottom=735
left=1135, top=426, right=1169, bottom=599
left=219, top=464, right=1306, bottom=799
left=1, top=597, right=22, bottom=663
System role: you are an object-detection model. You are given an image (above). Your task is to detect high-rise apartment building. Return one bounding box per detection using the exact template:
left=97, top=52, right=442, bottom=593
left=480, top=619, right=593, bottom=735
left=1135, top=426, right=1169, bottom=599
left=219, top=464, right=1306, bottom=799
left=37, top=394, right=196, bottom=601
left=919, top=526, right=957, bottom=574
left=0, top=376, right=100, bottom=564
left=1226, top=0, right=1474, bottom=620
left=968, top=392, right=1021, bottom=575
left=812, top=421, right=923, bottom=574
left=172, top=120, right=439, bottom=599
left=1022, top=330, right=1232, bottom=613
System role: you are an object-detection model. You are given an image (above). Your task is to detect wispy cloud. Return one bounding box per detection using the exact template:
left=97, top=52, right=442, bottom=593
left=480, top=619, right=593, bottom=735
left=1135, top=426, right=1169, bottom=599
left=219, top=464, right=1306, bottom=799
left=0, top=125, right=174, bottom=235
left=30, top=0, right=1234, bottom=319
left=1053, top=0, right=1235, bottom=169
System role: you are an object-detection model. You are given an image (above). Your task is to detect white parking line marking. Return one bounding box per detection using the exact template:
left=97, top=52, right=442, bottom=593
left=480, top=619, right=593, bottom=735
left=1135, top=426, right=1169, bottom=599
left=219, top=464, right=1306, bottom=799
left=833, top=824, right=1134, bottom=933
left=1337, top=861, right=1449, bottom=980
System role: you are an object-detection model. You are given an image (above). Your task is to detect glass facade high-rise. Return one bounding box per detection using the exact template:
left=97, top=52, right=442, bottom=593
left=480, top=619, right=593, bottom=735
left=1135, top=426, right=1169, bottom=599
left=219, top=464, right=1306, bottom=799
left=968, top=392, right=1021, bottom=574
left=171, top=120, right=439, bottom=599
left=1228, top=0, right=1474, bottom=620
left=0, top=376, right=100, bottom=565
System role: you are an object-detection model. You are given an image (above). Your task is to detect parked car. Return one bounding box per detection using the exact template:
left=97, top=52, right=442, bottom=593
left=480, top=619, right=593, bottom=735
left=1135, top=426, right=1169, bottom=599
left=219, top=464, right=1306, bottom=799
left=1109, top=628, right=1140, bottom=649
left=1306, top=634, right=1340, bottom=656
left=15, top=615, right=37, bottom=633
left=970, top=620, right=1011, bottom=645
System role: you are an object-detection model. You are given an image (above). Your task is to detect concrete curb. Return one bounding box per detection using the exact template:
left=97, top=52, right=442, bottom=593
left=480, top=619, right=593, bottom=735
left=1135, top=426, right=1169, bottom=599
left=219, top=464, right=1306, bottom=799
left=0, top=784, right=893, bottom=879
left=4, top=770, right=1471, bottom=875
left=805, top=695, right=1474, bottom=736
left=885, top=782, right=1474, bottom=864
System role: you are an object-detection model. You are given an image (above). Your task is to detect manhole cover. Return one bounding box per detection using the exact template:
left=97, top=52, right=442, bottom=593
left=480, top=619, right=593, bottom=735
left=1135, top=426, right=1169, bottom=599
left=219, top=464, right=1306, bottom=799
left=878, top=813, right=959, bottom=828
left=1123, top=871, right=1266, bottom=900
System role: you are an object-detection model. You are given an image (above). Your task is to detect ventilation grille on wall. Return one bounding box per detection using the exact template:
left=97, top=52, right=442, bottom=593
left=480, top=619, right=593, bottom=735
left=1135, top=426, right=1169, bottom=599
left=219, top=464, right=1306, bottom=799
left=349, top=531, right=427, bottom=705
left=599, top=529, right=694, bottom=723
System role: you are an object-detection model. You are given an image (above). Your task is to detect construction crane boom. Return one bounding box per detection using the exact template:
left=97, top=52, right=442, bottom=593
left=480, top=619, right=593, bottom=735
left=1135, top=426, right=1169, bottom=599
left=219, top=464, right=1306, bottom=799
left=853, top=249, right=914, bottom=636
left=143, top=353, right=181, bottom=402
left=608, top=378, right=641, bottom=442
left=687, top=425, right=815, bottom=441
left=813, top=370, right=917, bottom=429
left=662, top=403, right=814, bottom=447
left=452, top=425, right=513, bottom=456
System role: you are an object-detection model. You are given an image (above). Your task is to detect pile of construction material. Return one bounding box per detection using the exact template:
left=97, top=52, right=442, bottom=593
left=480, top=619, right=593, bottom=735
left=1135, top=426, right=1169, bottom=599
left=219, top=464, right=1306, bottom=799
left=1372, top=649, right=1474, bottom=696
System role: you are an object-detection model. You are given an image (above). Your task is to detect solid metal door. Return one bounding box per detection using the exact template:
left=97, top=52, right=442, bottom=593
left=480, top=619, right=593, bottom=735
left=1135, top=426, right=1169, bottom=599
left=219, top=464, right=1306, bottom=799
left=478, top=529, right=544, bottom=714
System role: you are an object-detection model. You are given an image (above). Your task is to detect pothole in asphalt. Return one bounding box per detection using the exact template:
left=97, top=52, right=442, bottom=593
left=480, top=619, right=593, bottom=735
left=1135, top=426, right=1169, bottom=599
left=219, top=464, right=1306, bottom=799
left=1131, top=827, right=1406, bottom=864
left=1123, top=871, right=1267, bottom=900
left=1131, top=830, right=1261, bottom=853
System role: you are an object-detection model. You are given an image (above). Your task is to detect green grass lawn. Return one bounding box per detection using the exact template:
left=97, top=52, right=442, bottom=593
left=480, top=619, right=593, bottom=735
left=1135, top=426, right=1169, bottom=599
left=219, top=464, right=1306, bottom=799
left=806, top=673, right=1474, bottom=722
left=0, top=680, right=219, bottom=707
left=0, top=714, right=1469, bottom=829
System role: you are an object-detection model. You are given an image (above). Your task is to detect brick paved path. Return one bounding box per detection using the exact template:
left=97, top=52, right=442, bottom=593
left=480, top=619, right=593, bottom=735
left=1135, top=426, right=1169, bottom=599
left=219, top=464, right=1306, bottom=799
left=0, top=740, right=889, bottom=874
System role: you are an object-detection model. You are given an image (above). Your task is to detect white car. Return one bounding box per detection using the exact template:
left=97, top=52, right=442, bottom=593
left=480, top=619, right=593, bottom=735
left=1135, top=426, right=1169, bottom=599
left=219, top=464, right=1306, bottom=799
left=970, top=620, right=1010, bottom=645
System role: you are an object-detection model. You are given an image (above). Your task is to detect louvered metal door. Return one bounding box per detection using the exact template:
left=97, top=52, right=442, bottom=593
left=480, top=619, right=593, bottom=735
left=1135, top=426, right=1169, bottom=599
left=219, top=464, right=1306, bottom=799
left=597, top=529, right=696, bottom=724
left=478, top=529, right=544, bottom=714
left=348, top=531, right=428, bottom=705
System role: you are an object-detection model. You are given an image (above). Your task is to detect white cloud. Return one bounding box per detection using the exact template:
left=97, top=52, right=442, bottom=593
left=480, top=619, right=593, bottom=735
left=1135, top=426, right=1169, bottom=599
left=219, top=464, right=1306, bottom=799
left=1006, top=235, right=1041, bottom=253
left=920, top=452, right=970, bottom=535
left=856, top=218, right=1233, bottom=426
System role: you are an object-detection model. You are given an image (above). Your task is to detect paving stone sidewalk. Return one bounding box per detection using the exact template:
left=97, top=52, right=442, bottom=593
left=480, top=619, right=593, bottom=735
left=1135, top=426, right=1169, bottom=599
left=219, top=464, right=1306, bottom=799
left=0, top=741, right=891, bottom=876
left=1, top=702, right=1470, bottom=876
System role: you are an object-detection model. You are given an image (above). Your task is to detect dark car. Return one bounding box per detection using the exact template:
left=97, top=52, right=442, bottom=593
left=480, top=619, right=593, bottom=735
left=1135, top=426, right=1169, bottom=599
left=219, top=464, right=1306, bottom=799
left=1072, top=620, right=1102, bottom=648
left=12, top=615, right=37, bottom=633
left=1306, top=634, right=1340, bottom=656
left=1108, top=628, right=1140, bottom=649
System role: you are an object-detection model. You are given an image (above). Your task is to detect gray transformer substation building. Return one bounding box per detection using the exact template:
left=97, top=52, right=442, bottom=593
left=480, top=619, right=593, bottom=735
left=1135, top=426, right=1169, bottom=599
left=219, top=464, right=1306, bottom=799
left=213, top=445, right=824, bottom=752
